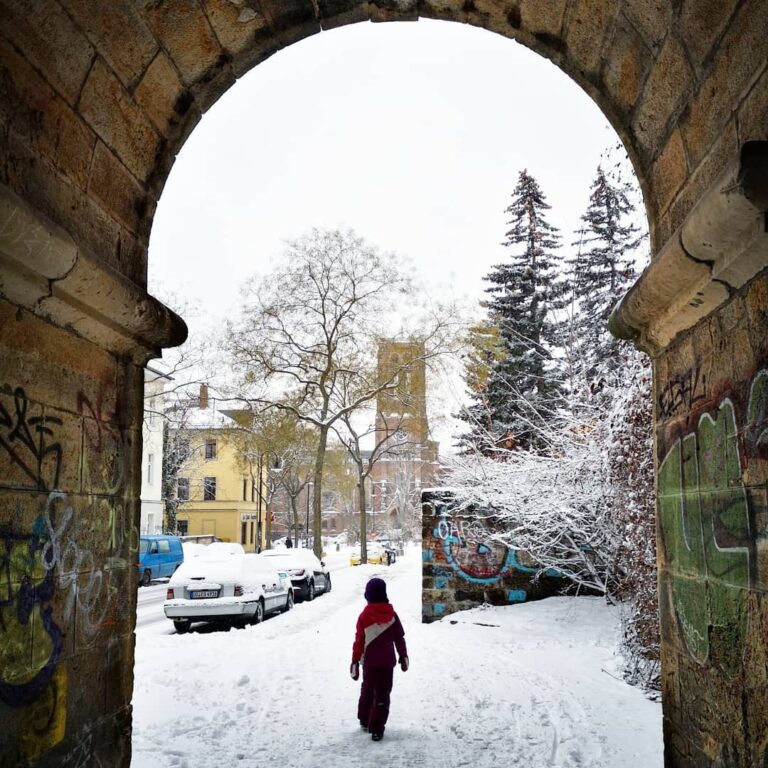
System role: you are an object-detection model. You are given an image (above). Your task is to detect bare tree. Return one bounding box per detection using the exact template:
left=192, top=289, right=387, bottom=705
left=228, top=228, right=456, bottom=558
left=383, top=443, right=423, bottom=542
left=334, top=404, right=414, bottom=563
left=279, top=438, right=316, bottom=547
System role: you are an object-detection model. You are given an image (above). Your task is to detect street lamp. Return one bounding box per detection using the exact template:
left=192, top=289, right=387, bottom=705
left=256, top=453, right=263, bottom=553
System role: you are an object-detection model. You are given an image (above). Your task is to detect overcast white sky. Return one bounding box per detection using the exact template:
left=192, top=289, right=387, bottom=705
left=148, top=18, right=639, bottom=448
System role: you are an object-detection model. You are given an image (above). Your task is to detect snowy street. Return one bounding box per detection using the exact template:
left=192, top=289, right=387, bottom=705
left=131, top=547, right=663, bottom=768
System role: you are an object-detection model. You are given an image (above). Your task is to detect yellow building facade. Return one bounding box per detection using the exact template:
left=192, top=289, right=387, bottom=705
left=173, top=402, right=268, bottom=552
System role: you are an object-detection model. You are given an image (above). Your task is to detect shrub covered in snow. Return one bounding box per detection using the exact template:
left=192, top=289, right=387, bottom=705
left=449, top=346, right=659, bottom=691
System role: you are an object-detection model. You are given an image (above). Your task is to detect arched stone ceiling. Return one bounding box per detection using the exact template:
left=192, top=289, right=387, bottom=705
left=1, top=0, right=766, bottom=290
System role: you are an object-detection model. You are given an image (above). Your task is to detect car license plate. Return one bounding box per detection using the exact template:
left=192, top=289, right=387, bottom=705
left=189, top=590, right=218, bottom=599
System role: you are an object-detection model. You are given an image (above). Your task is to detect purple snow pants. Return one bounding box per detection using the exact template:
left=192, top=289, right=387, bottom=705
left=357, top=665, right=394, bottom=734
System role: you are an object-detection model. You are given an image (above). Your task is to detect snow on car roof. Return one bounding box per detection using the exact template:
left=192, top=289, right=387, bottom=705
left=259, top=549, right=320, bottom=564
left=171, top=553, right=279, bottom=583
left=197, top=542, right=245, bottom=558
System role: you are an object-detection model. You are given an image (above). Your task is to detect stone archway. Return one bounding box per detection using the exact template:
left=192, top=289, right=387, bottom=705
left=0, top=3, right=766, bottom=765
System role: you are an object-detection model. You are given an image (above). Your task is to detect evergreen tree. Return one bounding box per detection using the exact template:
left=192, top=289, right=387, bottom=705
left=569, top=165, right=640, bottom=378
left=480, top=169, right=566, bottom=452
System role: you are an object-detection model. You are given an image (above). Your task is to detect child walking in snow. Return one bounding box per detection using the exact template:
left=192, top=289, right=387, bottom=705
left=350, top=577, right=408, bottom=741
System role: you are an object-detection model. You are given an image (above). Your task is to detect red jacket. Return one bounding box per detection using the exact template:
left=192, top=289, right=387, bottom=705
left=352, top=602, right=407, bottom=668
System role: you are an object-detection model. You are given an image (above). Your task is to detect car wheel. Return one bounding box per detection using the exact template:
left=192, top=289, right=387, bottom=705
left=173, top=619, right=190, bottom=634
left=325, top=574, right=332, bottom=593
left=284, top=591, right=294, bottom=612
left=252, top=600, right=264, bottom=624
left=306, top=580, right=315, bottom=602
left=141, top=569, right=151, bottom=587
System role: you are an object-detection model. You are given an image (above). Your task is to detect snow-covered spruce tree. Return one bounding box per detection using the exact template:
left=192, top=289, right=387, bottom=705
left=569, top=165, right=641, bottom=379
left=478, top=170, right=567, bottom=453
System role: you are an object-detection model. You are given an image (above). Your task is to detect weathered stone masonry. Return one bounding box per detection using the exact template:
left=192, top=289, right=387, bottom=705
left=613, top=141, right=768, bottom=767
left=0, top=1, right=766, bottom=765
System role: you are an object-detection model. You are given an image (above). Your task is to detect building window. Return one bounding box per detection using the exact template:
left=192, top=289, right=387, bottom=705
left=243, top=478, right=247, bottom=501
left=241, top=522, right=247, bottom=545
left=331, top=518, right=337, bottom=531
left=177, top=478, right=190, bottom=500
left=251, top=482, right=255, bottom=503
left=203, top=477, right=216, bottom=501
left=250, top=521, right=254, bottom=545
left=147, top=453, right=154, bottom=484
left=322, top=519, right=328, bottom=530
left=177, top=520, right=188, bottom=536
left=205, top=440, right=217, bottom=460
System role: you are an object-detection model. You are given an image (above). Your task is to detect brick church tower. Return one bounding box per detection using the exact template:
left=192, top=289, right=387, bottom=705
left=370, top=341, right=440, bottom=535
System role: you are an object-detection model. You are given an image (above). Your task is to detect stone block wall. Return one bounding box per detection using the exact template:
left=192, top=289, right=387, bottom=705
left=655, top=273, right=768, bottom=767
left=421, top=490, right=563, bottom=623
left=0, top=298, right=143, bottom=767
left=0, top=1, right=767, bottom=765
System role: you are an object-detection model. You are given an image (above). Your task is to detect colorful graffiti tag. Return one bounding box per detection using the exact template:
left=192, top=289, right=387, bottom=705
left=0, top=516, right=67, bottom=758
left=658, top=368, right=768, bottom=673
left=0, top=382, right=133, bottom=763
left=432, top=503, right=548, bottom=586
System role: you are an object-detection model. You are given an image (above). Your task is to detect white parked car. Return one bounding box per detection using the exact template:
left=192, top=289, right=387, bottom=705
left=164, top=552, right=292, bottom=633
left=259, top=549, right=331, bottom=602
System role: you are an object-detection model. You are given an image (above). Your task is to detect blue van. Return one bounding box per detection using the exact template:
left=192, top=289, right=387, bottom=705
left=138, top=535, right=184, bottom=587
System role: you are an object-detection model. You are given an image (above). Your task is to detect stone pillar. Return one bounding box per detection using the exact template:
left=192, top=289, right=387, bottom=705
left=612, top=142, right=768, bottom=767
left=0, top=185, right=185, bottom=766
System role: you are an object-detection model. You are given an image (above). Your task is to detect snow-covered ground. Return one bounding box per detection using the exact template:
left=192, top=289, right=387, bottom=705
left=132, top=546, right=663, bottom=767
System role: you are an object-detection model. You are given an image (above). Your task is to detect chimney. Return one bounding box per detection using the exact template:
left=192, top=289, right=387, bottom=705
left=198, top=383, right=209, bottom=410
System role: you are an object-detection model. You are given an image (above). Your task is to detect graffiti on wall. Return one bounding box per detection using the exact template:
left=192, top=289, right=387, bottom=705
left=658, top=368, right=768, bottom=673
left=657, top=363, right=707, bottom=420
left=0, top=387, right=63, bottom=491
left=431, top=504, right=550, bottom=589
left=42, top=491, right=128, bottom=642
left=0, top=515, right=67, bottom=758
left=1, top=381, right=133, bottom=762
left=78, top=390, right=125, bottom=495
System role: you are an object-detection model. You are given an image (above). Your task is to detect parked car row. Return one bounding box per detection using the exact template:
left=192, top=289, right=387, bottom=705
left=163, top=545, right=331, bottom=633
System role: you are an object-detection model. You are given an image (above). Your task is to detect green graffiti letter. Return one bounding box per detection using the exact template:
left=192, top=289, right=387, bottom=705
left=658, top=436, right=709, bottom=662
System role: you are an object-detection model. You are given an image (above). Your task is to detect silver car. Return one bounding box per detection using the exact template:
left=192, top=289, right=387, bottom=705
left=259, top=549, right=331, bottom=602
left=164, top=552, right=293, bottom=633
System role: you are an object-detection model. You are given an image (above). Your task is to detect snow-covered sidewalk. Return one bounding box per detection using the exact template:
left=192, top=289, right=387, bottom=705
left=131, top=546, right=662, bottom=767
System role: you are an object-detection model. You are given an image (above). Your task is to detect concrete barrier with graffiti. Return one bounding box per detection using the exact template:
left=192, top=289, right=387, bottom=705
left=421, top=490, right=563, bottom=622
